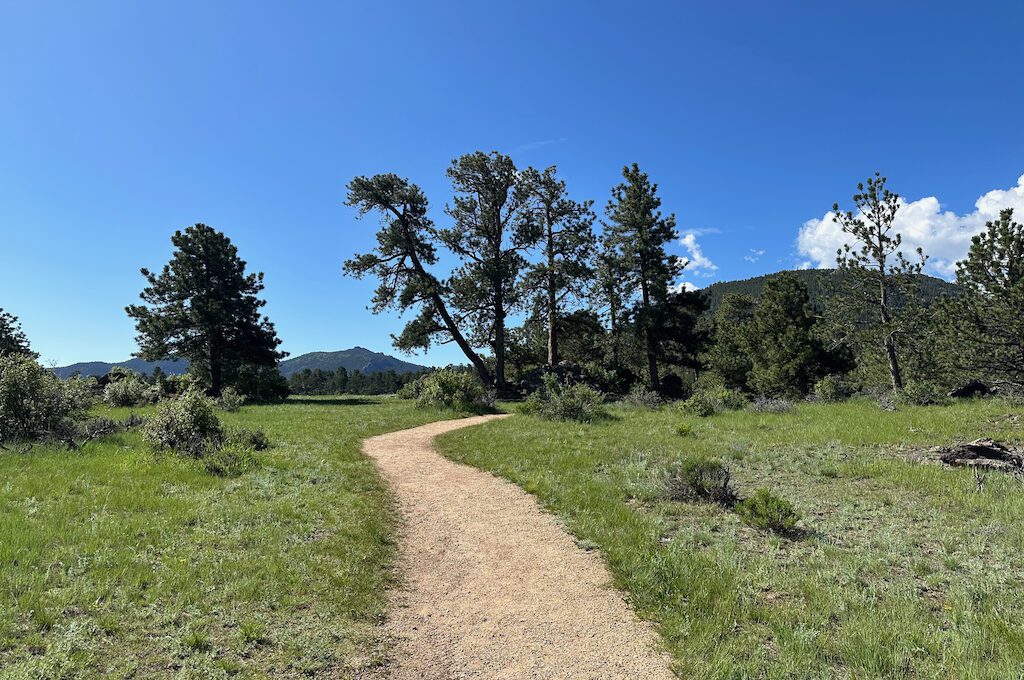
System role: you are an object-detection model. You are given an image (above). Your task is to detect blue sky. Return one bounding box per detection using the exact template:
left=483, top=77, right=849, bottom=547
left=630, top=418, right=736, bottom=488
left=2, top=1, right=1023, bottom=367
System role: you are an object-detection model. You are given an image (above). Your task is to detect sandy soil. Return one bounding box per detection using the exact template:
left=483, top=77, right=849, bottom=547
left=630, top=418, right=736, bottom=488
left=361, top=415, right=675, bottom=679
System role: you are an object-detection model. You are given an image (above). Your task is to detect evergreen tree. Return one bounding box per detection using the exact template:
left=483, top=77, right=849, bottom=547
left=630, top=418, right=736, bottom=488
left=126, top=224, right=286, bottom=396
left=703, top=293, right=755, bottom=389
left=940, top=208, right=1024, bottom=388
left=0, top=309, right=36, bottom=358
left=830, top=173, right=926, bottom=389
left=603, top=164, right=682, bottom=390
left=745, top=274, right=820, bottom=396
left=344, top=174, right=492, bottom=386
left=440, top=151, right=536, bottom=391
left=519, top=165, right=596, bottom=366
left=590, top=238, right=632, bottom=370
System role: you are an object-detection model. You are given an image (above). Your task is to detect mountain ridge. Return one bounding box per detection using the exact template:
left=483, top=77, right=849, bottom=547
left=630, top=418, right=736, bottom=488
left=51, top=347, right=428, bottom=379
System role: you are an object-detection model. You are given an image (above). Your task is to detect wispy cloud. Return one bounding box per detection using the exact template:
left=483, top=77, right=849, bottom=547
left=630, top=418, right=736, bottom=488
left=512, top=137, right=569, bottom=153
left=678, top=231, right=717, bottom=276
left=743, top=248, right=765, bottom=263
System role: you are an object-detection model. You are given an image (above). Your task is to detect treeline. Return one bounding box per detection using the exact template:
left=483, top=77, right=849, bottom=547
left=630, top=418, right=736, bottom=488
left=287, top=367, right=428, bottom=395
left=348, top=159, right=1024, bottom=398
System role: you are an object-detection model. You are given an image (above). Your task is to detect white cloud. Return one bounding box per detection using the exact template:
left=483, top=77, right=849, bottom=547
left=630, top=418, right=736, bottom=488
left=679, top=232, right=717, bottom=276
left=671, top=281, right=701, bottom=293
left=743, top=248, right=766, bottom=263
left=797, top=174, right=1024, bottom=278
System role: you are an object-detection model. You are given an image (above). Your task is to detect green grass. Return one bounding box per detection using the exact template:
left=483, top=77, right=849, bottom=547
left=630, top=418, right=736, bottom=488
left=0, top=396, right=458, bottom=678
left=436, top=398, right=1024, bottom=679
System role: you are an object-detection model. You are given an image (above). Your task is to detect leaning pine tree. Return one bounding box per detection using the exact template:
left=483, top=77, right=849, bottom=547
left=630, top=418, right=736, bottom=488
left=830, top=173, right=926, bottom=390
left=126, top=224, right=286, bottom=397
left=343, top=174, right=492, bottom=386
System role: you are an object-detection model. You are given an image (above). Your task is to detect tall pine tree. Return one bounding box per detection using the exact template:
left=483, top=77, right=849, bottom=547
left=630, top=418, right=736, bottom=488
left=519, top=165, right=595, bottom=366
left=603, top=164, right=682, bottom=391
left=0, top=309, right=35, bottom=358
left=126, top=224, right=286, bottom=396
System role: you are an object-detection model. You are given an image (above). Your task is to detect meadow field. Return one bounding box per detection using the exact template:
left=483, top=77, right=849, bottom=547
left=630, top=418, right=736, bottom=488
left=438, top=399, right=1024, bottom=679
left=0, top=396, right=455, bottom=678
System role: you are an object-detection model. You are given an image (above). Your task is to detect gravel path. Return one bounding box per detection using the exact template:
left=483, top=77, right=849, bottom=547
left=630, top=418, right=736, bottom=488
left=362, top=415, right=675, bottom=679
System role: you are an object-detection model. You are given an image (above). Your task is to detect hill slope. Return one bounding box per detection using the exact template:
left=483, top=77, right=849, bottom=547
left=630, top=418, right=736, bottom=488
left=700, top=269, right=959, bottom=314
left=279, top=347, right=427, bottom=376
left=52, top=347, right=428, bottom=379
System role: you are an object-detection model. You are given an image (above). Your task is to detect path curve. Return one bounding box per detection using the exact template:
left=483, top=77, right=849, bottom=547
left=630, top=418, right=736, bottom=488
left=362, top=415, right=675, bottom=679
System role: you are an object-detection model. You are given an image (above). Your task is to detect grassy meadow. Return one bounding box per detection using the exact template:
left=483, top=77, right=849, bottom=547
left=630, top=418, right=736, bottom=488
left=0, top=396, right=456, bottom=679
left=436, top=398, right=1024, bottom=679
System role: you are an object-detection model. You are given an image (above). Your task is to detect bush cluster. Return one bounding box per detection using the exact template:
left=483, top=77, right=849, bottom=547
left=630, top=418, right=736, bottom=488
left=666, top=455, right=801, bottom=535
left=103, top=373, right=158, bottom=407
left=143, top=389, right=224, bottom=457
left=814, top=374, right=853, bottom=403
left=898, top=382, right=950, bottom=406
left=0, top=354, right=93, bottom=447
left=520, top=373, right=606, bottom=423
left=408, top=368, right=494, bottom=413
left=679, top=387, right=747, bottom=417
left=216, top=386, right=246, bottom=412
left=623, top=384, right=663, bottom=410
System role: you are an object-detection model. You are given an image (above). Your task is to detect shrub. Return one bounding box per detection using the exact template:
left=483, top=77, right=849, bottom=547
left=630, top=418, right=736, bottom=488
left=0, top=354, right=92, bottom=447
left=714, top=387, right=748, bottom=411
left=217, top=386, right=245, bottom=412
left=203, top=444, right=258, bottom=477
left=517, top=392, right=544, bottom=416
left=414, top=368, right=493, bottom=413
left=666, top=458, right=737, bottom=505
left=535, top=374, right=606, bottom=422
left=143, top=389, right=223, bottom=457
left=83, top=417, right=119, bottom=439
left=675, top=423, right=695, bottom=437
left=624, top=384, right=663, bottom=410
left=225, top=426, right=270, bottom=451
left=228, top=364, right=290, bottom=402
left=397, top=375, right=426, bottom=400
left=121, top=412, right=146, bottom=429
left=899, top=382, right=951, bottom=406
left=736, top=488, right=800, bottom=533
left=814, top=374, right=852, bottom=403
left=750, top=396, right=794, bottom=414
left=103, top=375, right=156, bottom=407
left=679, top=393, right=716, bottom=417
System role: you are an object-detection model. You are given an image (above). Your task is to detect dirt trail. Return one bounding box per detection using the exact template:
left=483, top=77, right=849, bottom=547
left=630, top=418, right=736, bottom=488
left=362, top=415, right=675, bottom=679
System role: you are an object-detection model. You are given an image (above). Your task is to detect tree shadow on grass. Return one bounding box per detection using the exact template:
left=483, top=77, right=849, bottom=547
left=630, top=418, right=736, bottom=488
left=285, top=396, right=382, bottom=406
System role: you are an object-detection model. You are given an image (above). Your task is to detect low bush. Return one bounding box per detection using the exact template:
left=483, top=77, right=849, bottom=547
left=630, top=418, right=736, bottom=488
left=679, top=387, right=747, bottom=417
left=899, top=382, right=951, bottom=406
left=225, top=426, right=270, bottom=451
left=217, top=386, right=246, bottom=412
left=103, top=374, right=156, bottom=407
left=623, top=384, right=663, bottom=410
left=814, top=374, right=852, bottom=403
left=666, top=457, right=737, bottom=505
left=0, top=354, right=92, bottom=447
left=82, top=417, right=119, bottom=439
left=675, top=423, right=695, bottom=437
left=203, top=444, right=259, bottom=477
left=143, top=389, right=224, bottom=457
left=736, top=488, right=801, bottom=533
left=680, top=393, right=715, bottom=417
left=750, top=396, right=794, bottom=414
left=414, top=368, right=493, bottom=413
left=532, top=374, right=606, bottom=422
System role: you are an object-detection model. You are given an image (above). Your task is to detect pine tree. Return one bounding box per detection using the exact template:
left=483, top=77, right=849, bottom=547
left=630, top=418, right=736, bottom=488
left=830, top=173, right=926, bottom=390
left=344, top=174, right=492, bottom=385
left=0, top=309, right=36, bottom=358
left=590, top=238, right=632, bottom=370
left=940, top=208, right=1024, bottom=388
left=126, top=224, right=285, bottom=396
left=745, top=274, right=820, bottom=396
left=603, top=164, right=682, bottom=390
left=519, top=166, right=596, bottom=366
left=703, top=293, right=755, bottom=389
left=440, top=151, right=536, bottom=391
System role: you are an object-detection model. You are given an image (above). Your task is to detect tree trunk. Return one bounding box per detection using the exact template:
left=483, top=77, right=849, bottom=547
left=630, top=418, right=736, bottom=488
left=494, top=283, right=506, bottom=390
left=879, top=276, right=904, bottom=389
left=209, top=342, right=223, bottom=397
left=546, top=220, right=558, bottom=366
left=638, top=273, right=660, bottom=390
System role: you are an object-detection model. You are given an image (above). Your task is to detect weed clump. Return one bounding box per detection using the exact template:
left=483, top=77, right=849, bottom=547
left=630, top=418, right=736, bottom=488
left=679, top=387, right=747, bottom=417
left=225, top=426, right=270, bottom=451
left=736, top=488, right=801, bottom=534
left=203, top=444, right=259, bottom=477
left=623, top=384, right=663, bottom=410
left=666, top=458, right=738, bottom=505
left=750, top=396, right=794, bottom=414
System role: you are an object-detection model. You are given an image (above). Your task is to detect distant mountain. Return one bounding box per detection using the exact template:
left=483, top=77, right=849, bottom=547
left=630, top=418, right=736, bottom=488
left=700, top=269, right=959, bottom=314
left=51, top=358, right=189, bottom=379
left=278, top=347, right=428, bottom=376
left=52, top=346, right=428, bottom=380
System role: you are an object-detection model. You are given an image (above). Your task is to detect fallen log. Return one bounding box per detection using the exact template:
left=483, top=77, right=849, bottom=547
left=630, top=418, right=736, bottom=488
left=934, top=438, right=1024, bottom=473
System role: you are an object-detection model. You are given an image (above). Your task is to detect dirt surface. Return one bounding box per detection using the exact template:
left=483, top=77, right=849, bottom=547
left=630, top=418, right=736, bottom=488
left=361, top=415, right=675, bottom=679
